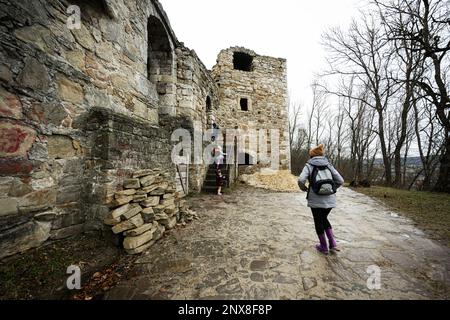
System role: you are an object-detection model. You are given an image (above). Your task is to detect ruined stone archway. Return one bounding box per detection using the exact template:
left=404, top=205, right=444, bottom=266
left=147, top=15, right=176, bottom=116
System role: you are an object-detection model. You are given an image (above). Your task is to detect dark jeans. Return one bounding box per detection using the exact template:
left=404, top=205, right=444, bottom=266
left=311, top=208, right=332, bottom=235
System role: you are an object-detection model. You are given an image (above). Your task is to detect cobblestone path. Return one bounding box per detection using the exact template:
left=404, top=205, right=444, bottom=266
left=106, top=187, right=450, bottom=299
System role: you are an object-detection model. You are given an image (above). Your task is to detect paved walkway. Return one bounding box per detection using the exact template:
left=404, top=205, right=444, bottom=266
left=105, top=187, right=450, bottom=299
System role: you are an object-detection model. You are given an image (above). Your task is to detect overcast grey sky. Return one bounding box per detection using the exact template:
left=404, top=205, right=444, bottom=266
left=161, top=0, right=366, bottom=107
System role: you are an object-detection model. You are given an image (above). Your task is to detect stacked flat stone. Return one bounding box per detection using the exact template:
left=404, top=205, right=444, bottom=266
left=103, top=168, right=194, bottom=255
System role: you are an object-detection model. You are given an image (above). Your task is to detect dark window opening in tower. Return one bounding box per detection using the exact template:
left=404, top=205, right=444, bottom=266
left=206, top=96, right=212, bottom=112
left=233, top=52, right=253, bottom=71
left=240, top=98, right=248, bottom=111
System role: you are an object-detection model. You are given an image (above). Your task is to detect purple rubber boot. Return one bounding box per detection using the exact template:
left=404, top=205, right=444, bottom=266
left=325, top=228, right=340, bottom=251
left=315, top=233, right=329, bottom=255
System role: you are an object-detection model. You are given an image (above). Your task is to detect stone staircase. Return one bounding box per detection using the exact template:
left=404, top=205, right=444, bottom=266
left=201, top=162, right=230, bottom=193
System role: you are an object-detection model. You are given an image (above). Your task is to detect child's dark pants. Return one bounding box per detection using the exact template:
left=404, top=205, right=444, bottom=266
left=311, top=208, right=332, bottom=235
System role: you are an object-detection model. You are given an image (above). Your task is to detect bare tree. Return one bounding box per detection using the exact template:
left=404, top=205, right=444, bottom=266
left=306, top=81, right=328, bottom=148
left=289, top=99, right=303, bottom=150
left=366, top=139, right=380, bottom=181
left=335, top=98, right=346, bottom=169
left=383, top=25, right=424, bottom=187
left=413, top=91, right=445, bottom=189
left=313, top=102, right=329, bottom=146
left=313, top=0, right=448, bottom=190
left=375, top=0, right=450, bottom=192
left=325, top=116, right=337, bottom=163
left=402, top=111, right=417, bottom=186
left=296, top=127, right=308, bottom=151
left=322, top=15, right=397, bottom=185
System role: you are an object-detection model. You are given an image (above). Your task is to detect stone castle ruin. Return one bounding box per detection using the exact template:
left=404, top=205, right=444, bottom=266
left=0, top=0, right=290, bottom=258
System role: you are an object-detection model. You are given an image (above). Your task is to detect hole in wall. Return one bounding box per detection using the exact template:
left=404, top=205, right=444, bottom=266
left=233, top=52, right=253, bottom=71
left=240, top=98, right=248, bottom=111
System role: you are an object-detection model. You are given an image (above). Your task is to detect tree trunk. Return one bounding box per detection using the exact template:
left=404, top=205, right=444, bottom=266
left=357, top=156, right=364, bottom=182
left=394, top=78, right=413, bottom=187
left=434, top=133, right=450, bottom=193
left=393, top=151, right=402, bottom=187
left=408, top=168, right=424, bottom=191
left=377, top=108, right=392, bottom=185
left=402, top=143, right=409, bottom=187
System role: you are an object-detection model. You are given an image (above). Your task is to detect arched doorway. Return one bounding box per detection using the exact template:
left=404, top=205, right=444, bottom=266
left=147, top=16, right=175, bottom=115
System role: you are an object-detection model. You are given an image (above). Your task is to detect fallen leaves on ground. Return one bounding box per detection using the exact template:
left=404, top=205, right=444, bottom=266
left=70, top=259, right=134, bottom=300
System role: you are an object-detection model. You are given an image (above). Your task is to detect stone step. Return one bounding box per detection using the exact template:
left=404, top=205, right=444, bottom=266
left=207, top=166, right=229, bottom=171
left=208, top=163, right=228, bottom=169
left=206, top=172, right=228, bottom=177
left=201, top=185, right=220, bottom=193
left=202, top=179, right=229, bottom=187
left=202, top=164, right=230, bottom=191
left=203, top=182, right=218, bottom=187
left=207, top=167, right=229, bottom=172
left=206, top=172, right=228, bottom=178
left=205, top=176, right=229, bottom=183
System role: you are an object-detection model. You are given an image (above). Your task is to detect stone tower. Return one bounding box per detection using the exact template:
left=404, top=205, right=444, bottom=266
left=212, top=47, right=291, bottom=170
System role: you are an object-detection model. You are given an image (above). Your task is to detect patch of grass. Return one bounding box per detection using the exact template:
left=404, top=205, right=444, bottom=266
left=351, top=186, right=450, bottom=247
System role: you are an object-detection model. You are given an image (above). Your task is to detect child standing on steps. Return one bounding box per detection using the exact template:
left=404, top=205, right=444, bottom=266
left=216, top=167, right=224, bottom=196
left=213, top=146, right=226, bottom=196
left=298, top=144, right=344, bottom=255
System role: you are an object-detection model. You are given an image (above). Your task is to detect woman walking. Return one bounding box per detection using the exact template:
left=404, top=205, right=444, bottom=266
left=298, top=144, right=344, bottom=254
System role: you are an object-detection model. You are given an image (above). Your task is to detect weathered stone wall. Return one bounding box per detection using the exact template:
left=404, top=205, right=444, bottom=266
left=0, top=0, right=182, bottom=259
left=0, top=1, right=289, bottom=259
left=211, top=47, right=291, bottom=170
left=82, top=107, right=176, bottom=233
left=175, top=46, right=219, bottom=192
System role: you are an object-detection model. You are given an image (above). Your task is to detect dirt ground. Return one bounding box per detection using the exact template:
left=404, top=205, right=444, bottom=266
left=0, top=233, right=133, bottom=300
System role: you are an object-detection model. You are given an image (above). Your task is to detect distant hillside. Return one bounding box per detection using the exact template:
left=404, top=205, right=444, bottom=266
left=372, top=156, right=423, bottom=167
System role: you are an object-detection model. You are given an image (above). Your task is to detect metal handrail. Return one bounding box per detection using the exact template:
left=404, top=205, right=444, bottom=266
left=176, top=164, right=187, bottom=195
